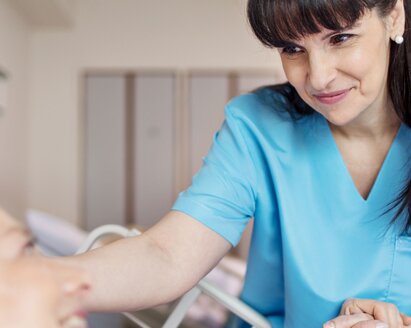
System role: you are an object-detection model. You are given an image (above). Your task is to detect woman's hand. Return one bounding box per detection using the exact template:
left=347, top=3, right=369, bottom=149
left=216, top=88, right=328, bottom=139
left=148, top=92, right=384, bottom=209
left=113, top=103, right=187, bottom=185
left=323, top=299, right=411, bottom=328
left=342, top=299, right=411, bottom=327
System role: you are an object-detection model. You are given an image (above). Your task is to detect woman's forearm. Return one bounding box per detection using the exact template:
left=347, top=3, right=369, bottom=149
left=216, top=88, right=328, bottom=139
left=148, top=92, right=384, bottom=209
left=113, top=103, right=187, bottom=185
left=64, top=211, right=231, bottom=312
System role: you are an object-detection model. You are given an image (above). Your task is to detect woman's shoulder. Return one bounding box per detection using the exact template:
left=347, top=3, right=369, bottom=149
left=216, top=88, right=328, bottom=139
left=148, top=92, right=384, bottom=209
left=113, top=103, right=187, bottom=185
left=225, top=82, right=314, bottom=124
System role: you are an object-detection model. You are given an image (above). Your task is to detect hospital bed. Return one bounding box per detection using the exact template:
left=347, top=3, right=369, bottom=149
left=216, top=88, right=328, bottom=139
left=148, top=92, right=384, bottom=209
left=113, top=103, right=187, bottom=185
left=77, top=224, right=271, bottom=328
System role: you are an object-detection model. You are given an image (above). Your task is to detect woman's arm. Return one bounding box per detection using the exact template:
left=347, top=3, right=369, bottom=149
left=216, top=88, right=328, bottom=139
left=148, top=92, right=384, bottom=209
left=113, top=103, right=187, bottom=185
left=64, top=211, right=232, bottom=312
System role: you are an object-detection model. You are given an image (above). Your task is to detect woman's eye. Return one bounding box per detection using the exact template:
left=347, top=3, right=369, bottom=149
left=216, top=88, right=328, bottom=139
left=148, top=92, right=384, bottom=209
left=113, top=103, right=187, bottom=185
left=281, top=45, right=304, bottom=57
left=330, top=33, right=354, bottom=45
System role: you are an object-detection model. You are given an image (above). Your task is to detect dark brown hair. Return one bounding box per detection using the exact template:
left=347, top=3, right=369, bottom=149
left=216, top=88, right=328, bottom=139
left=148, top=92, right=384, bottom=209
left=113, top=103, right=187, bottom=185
left=248, top=0, right=411, bottom=233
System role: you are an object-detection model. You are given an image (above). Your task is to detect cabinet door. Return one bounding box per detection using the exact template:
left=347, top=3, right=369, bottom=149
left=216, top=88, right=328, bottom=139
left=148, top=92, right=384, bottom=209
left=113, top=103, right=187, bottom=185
left=237, top=74, right=281, bottom=94
left=189, top=75, right=229, bottom=176
left=134, top=75, right=175, bottom=228
left=84, top=75, right=126, bottom=230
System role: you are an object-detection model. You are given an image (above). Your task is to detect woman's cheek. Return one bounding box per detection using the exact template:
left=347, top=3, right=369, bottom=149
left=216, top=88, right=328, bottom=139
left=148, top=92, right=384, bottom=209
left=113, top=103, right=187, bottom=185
left=281, top=58, right=305, bottom=87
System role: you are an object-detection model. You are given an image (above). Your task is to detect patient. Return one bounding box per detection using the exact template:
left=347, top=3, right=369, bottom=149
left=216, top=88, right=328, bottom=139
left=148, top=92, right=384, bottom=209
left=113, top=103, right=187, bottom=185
left=0, top=208, right=91, bottom=328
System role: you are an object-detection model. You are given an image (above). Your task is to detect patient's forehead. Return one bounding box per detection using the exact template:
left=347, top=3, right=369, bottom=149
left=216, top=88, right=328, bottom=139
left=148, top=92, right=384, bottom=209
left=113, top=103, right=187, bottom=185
left=0, top=209, right=20, bottom=230
left=0, top=209, right=31, bottom=260
left=0, top=209, right=24, bottom=234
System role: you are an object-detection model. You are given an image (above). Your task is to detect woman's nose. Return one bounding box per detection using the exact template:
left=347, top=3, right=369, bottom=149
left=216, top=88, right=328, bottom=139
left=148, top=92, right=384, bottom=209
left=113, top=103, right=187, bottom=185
left=307, top=53, right=337, bottom=91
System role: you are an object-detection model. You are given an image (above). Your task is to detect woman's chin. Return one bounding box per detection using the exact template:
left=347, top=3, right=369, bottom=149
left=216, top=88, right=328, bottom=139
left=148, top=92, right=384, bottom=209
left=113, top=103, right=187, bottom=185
left=320, top=108, right=360, bottom=127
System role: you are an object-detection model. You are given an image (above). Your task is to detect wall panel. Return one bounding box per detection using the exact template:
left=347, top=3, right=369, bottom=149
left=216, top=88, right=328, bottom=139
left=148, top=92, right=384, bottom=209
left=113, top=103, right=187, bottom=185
left=134, top=75, right=175, bottom=228
left=189, top=75, right=228, bottom=176
left=84, top=75, right=126, bottom=230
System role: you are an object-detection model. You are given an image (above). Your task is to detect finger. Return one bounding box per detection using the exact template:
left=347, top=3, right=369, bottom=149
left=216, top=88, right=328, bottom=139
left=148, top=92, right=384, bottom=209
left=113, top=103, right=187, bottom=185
left=375, top=302, right=401, bottom=327
left=346, top=299, right=401, bottom=327
left=401, top=313, right=411, bottom=326
left=352, top=320, right=388, bottom=328
left=324, top=313, right=374, bottom=328
left=342, top=299, right=367, bottom=315
left=347, top=299, right=379, bottom=315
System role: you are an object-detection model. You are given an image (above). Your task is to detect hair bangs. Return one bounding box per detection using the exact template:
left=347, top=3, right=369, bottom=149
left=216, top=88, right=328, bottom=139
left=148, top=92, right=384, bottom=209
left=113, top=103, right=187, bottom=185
left=248, top=0, right=375, bottom=47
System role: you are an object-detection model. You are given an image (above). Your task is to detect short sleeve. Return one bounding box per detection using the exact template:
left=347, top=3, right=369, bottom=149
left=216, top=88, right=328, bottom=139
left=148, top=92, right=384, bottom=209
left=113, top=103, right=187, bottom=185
left=172, top=103, right=258, bottom=246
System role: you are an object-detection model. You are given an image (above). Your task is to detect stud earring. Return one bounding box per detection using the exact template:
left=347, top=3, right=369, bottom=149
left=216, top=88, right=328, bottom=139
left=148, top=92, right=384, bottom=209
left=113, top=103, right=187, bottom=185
left=394, top=35, right=404, bottom=44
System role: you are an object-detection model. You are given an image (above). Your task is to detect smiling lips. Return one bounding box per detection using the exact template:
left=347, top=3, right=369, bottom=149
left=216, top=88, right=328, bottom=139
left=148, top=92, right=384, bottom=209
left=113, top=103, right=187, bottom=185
left=313, top=88, right=351, bottom=105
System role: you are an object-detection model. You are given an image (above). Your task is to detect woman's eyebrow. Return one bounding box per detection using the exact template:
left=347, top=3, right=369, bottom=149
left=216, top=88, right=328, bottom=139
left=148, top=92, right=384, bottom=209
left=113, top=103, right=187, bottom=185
left=321, top=22, right=361, bottom=41
left=278, top=21, right=362, bottom=47
left=277, top=40, right=302, bottom=48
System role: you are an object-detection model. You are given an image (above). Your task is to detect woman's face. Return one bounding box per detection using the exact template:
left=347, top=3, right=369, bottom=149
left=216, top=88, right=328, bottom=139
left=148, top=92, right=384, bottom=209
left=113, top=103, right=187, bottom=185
left=279, top=7, right=404, bottom=127
left=0, top=209, right=91, bottom=328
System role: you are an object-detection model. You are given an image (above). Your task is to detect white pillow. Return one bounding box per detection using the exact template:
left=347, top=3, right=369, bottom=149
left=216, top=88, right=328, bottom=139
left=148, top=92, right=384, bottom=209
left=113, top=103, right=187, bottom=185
left=25, top=209, right=87, bottom=256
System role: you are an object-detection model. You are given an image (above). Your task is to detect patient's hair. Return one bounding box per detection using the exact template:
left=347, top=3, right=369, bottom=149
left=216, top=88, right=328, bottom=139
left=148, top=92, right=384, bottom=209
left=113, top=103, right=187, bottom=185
left=247, top=0, right=411, bottom=233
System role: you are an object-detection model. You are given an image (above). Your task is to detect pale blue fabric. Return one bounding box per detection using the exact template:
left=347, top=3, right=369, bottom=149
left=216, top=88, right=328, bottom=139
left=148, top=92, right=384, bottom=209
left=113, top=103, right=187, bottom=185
left=172, top=85, right=411, bottom=327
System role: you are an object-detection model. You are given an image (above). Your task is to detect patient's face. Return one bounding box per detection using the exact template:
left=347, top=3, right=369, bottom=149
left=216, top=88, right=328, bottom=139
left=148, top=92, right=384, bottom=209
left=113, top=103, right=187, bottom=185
left=0, top=209, right=91, bottom=328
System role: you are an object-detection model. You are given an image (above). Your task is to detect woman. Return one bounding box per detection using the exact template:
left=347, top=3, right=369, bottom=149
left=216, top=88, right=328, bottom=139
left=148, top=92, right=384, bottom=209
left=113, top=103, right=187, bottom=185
left=65, top=0, right=411, bottom=327
left=0, top=209, right=91, bottom=328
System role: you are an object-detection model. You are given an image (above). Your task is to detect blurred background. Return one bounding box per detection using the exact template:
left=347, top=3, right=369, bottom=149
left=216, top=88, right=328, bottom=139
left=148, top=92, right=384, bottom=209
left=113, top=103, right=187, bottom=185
left=0, top=0, right=285, bottom=326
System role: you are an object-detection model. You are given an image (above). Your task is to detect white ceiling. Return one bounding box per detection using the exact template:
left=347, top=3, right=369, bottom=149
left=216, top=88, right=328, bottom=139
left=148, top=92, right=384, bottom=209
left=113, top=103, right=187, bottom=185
left=7, top=0, right=74, bottom=27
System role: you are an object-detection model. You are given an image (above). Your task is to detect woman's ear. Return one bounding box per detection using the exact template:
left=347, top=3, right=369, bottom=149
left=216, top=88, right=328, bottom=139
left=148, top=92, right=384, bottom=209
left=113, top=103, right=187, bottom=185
left=386, top=0, right=406, bottom=38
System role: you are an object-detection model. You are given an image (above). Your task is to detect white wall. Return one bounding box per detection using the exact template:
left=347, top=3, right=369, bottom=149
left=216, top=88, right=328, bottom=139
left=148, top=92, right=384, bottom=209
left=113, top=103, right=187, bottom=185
left=0, top=0, right=30, bottom=219
left=28, top=0, right=281, bottom=224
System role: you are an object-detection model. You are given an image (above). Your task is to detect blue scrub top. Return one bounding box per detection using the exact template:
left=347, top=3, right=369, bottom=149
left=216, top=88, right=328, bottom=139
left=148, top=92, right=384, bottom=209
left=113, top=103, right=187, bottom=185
left=172, top=85, right=411, bottom=327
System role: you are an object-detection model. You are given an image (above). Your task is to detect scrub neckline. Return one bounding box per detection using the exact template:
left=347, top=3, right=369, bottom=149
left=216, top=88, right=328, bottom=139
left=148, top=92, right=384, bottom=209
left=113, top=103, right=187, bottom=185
left=318, top=114, right=405, bottom=205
